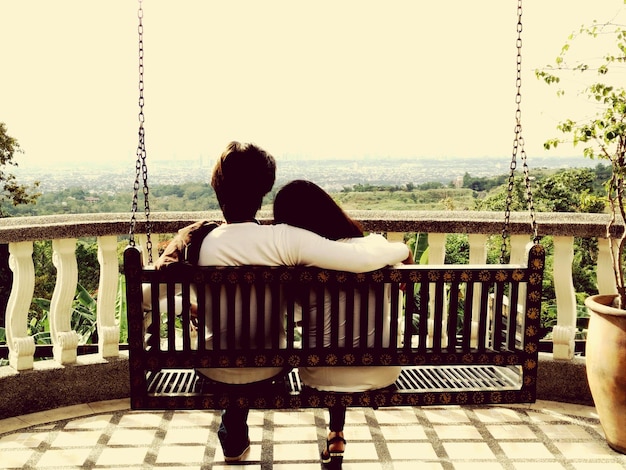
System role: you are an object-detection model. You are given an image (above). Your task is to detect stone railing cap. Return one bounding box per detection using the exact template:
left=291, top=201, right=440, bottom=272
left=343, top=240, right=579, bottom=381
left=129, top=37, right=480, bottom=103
left=0, top=210, right=619, bottom=243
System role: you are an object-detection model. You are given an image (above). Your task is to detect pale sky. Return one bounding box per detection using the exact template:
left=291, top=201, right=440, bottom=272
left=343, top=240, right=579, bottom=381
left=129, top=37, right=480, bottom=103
left=1, top=0, right=625, bottom=168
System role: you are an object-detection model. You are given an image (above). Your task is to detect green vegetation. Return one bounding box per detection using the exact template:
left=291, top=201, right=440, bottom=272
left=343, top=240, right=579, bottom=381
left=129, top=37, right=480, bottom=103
left=0, top=123, right=41, bottom=329
left=0, top=122, right=40, bottom=217
left=5, top=183, right=222, bottom=216
left=0, top=164, right=606, bottom=216
left=335, top=187, right=475, bottom=211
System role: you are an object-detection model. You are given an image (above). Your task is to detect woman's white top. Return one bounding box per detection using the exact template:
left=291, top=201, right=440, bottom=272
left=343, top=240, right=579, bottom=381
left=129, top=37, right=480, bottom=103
left=297, top=236, right=402, bottom=392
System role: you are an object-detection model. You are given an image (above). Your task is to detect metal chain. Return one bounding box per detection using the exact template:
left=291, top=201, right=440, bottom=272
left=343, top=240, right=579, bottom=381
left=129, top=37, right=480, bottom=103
left=129, top=0, right=153, bottom=264
left=501, top=0, right=538, bottom=263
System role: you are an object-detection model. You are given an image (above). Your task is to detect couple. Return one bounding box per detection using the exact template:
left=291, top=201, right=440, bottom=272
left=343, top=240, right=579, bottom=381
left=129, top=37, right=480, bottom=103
left=168, top=141, right=409, bottom=466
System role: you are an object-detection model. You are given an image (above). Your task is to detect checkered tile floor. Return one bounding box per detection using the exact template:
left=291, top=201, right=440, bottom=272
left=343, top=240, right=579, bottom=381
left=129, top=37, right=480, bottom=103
left=1, top=399, right=624, bottom=469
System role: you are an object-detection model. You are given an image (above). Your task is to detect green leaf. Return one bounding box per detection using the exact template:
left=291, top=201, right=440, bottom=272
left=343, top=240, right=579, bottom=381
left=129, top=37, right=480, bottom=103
left=116, top=274, right=128, bottom=343
left=75, top=283, right=96, bottom=310
left=415, top=233, right=429, bottom=264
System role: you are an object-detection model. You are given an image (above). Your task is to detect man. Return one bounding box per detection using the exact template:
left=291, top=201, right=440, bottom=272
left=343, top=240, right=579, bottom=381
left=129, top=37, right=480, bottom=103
left=196, top=141, right=409, bottom=462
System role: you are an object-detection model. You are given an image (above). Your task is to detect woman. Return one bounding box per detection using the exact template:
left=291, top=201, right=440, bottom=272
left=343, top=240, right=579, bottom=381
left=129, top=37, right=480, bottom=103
left=274, top=179, right=406, bottom=468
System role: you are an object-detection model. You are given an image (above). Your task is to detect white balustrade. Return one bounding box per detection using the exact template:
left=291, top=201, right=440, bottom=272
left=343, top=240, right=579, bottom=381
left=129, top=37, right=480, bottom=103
left=0, top=211, right=619, bottom=373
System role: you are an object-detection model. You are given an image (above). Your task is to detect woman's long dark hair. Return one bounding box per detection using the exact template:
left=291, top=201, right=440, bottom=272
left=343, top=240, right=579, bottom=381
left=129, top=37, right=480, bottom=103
left=273, top=180, right=363, bottom=240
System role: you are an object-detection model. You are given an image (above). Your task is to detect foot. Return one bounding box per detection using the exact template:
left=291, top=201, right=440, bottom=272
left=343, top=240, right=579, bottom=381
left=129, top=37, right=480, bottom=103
left=223, top=438, right=250, bottom=463
left=321, top=431, right=346, bottom=466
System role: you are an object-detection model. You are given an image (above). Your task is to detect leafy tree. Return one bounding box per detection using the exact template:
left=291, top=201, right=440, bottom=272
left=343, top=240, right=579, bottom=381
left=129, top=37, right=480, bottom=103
left=537, top=20, right=626, bottom=306
left=76, top=240, right=101, bottom=294
left=534, top=168, right=605, bottom=213
left=445, top=234, right=469, bottom=265
left=593, top=163, right=612, bottom=192
left=32, top=241, right=56, bottom=301
left=462, top=172, right=508, bottom=192
left=418, top=181, right=445, bottom=190
left=473, top=178, right=534, bottom=212
left=0, top=123, right=40, bottom=216
left=0, top=123, right=41, bottom=324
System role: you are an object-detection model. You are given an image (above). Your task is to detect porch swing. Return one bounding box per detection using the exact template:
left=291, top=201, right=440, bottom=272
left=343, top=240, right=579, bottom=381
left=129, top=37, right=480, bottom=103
left=124, top=0, right=545, bottom=411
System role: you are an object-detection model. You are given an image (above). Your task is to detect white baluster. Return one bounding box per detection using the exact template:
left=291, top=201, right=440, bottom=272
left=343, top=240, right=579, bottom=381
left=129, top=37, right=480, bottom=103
left=468, top=234, right=488, bottom=265
left=6, top=241, right=36, bottom=370
left=498, top=235, right=531, bottom=349
left=552, top=236, right=577, bottom=360
left=428, top=233, right=446, bottom=265
left=428, top=233, right=446, bottom=348
left=97, top=236, right=120, bottom=358
left=509, top=235, right=531, bottom=265
left=386, top=231, right=404, bottom=243
left=597, top=237, right=618, bottom=295
left=50, top=238, right=80, bottom=364
left=387, top=231, right=407, bottom=347
left=468, top=234, right=487, bottom=348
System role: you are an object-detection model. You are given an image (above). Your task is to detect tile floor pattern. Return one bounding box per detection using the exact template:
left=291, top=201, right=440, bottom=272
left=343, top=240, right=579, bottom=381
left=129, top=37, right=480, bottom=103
left=1, top=400, right=625, bottom=469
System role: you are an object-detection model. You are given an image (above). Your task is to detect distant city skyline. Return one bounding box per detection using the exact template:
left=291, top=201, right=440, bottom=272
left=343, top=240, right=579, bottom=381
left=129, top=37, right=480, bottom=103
left=13, top=155, right=597, bottom=196
left=2, top=1, right=625, bottom=168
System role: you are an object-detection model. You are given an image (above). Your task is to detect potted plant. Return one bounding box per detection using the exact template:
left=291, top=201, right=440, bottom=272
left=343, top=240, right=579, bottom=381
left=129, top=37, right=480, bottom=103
left=537, top=18, right=626, bottom=454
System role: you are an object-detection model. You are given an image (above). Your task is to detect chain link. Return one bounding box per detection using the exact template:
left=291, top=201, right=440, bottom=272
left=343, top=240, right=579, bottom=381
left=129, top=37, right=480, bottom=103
left=501, top=0, right=538, bottom=263
left=129, top=0, right=153, bottom=264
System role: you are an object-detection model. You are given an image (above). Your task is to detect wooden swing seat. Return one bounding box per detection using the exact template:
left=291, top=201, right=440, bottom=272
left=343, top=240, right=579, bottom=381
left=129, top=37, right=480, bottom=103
left=124, top=242, right=545, bottom=411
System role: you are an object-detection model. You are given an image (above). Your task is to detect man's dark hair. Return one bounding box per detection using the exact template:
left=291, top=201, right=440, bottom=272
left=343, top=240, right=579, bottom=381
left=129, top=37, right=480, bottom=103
left=211, top=141, right=276, bottom=222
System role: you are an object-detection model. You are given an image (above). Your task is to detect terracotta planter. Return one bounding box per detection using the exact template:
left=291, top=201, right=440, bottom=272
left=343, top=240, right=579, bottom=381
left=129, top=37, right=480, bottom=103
left=585, top=294, right=626, bottom=454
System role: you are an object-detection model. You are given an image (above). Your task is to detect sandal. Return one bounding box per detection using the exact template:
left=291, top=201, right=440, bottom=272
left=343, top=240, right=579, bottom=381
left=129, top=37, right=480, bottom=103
left=321, top=434, right=346, bottom=468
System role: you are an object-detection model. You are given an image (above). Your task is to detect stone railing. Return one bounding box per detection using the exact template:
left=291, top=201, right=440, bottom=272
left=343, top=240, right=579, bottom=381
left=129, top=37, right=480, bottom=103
left=0, top=210, right=617, bottom=417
